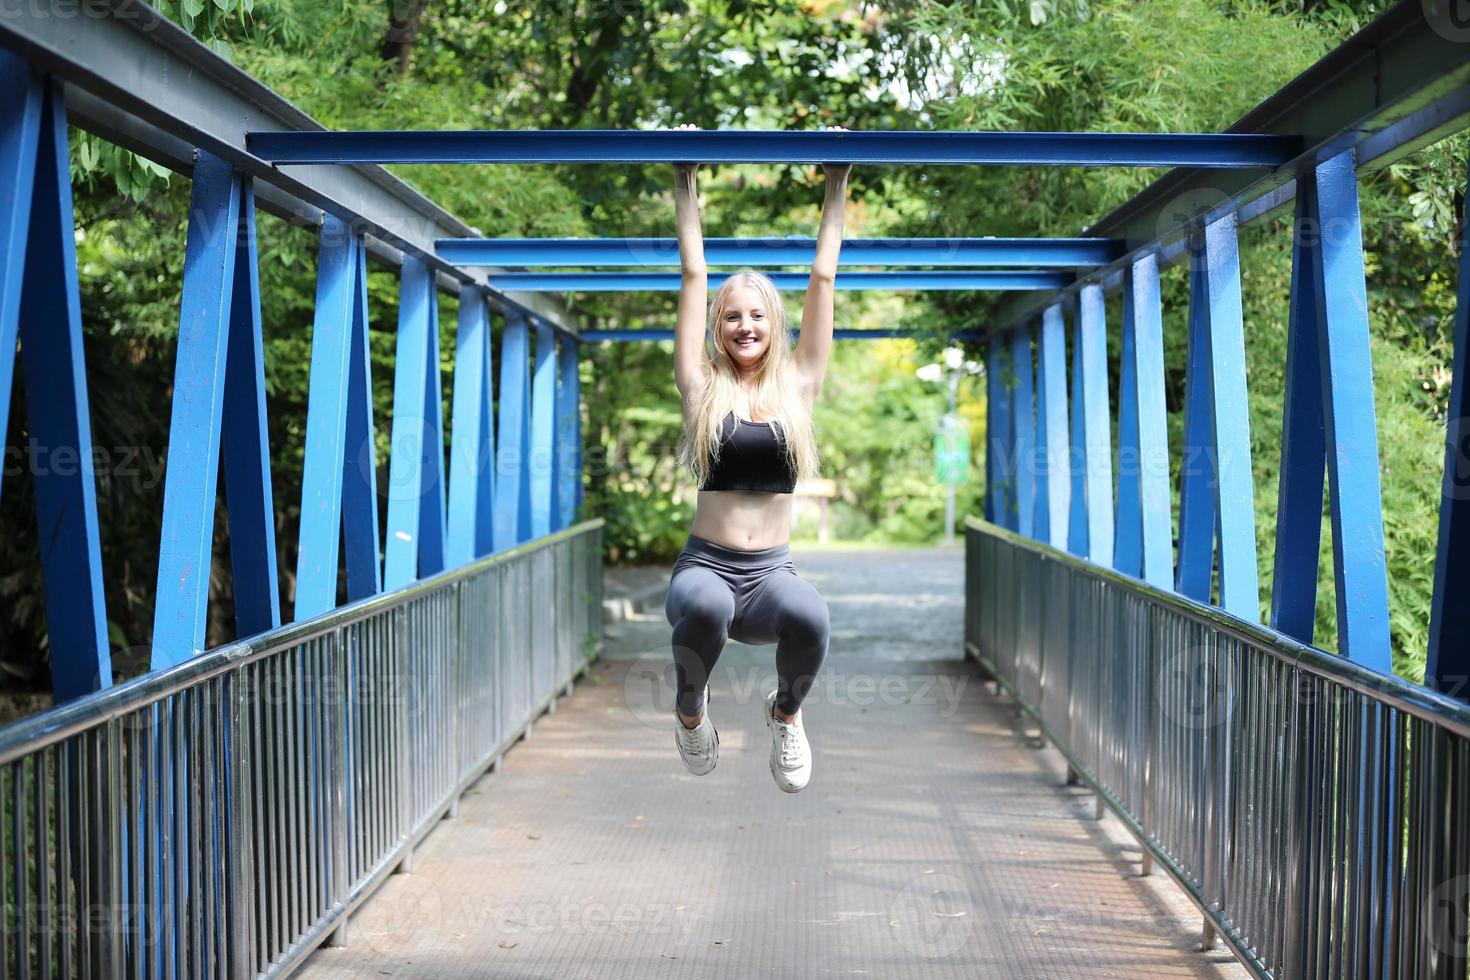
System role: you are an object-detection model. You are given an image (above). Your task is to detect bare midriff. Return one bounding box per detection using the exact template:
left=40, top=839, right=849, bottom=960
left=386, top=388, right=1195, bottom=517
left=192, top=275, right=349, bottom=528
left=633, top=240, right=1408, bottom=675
left=689, top=489, right=794, bottom=551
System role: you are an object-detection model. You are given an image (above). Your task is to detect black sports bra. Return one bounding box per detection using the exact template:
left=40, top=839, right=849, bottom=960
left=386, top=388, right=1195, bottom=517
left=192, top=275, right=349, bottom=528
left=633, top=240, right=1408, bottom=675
left=699, top=412, right=796, bottom=493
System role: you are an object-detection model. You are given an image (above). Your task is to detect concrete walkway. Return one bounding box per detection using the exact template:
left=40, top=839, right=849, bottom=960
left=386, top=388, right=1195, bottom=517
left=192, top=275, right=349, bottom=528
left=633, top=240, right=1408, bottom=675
left=299, top=546, right=1246, bottom=980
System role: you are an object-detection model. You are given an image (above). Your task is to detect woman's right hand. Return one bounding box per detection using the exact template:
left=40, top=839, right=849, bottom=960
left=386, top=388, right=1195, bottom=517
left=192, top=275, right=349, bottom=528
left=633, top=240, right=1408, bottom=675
left=673, top=123, right=701, bottom=177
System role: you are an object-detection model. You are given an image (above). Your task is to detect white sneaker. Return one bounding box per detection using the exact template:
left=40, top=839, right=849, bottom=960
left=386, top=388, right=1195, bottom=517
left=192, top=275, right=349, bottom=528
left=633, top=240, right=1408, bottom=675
left=764, top=690, right=811, bottom=793
left=674, top=685, right=718, bottom=775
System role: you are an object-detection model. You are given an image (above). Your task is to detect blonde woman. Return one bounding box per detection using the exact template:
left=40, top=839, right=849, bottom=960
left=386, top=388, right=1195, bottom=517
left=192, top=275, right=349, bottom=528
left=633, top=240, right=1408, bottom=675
left=665, top=134, right=849, bottom=793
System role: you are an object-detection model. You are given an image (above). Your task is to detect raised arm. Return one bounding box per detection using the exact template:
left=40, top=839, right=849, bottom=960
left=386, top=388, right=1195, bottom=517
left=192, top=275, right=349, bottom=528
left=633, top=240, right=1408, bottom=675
left=673, top=156, right=708, bottom=412
left=795, top=153, right=851, bottom=401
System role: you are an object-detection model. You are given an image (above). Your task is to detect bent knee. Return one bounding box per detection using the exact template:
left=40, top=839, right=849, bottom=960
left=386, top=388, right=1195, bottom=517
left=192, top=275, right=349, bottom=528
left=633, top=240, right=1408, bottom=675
left=779, top=593, right=830, bottom=646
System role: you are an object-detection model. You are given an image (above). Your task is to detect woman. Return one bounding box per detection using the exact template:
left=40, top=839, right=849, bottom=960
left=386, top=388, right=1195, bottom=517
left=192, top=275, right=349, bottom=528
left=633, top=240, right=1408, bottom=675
left=665, top=131, right=850, bottom=793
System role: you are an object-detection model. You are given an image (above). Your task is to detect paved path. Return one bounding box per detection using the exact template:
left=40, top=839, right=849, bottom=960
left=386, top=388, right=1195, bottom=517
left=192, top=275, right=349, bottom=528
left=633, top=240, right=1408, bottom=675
left=299, top=546, right=1246, bottom=980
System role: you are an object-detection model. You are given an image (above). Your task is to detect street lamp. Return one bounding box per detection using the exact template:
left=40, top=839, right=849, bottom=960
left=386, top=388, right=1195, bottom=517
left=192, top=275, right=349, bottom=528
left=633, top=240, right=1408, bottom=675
left=916, top=347, right=984, bottom=544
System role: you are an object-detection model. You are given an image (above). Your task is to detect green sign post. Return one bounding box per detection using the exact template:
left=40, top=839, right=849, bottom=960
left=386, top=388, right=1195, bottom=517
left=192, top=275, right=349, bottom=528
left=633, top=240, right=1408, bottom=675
left=934, top=414, right=970, bottom=485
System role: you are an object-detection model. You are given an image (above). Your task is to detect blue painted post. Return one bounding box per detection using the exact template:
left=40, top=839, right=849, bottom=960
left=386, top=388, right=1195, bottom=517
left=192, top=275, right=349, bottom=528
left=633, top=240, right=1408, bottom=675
left=294, top=218, right=362, bottom=620
left=1037, top=304, right=1070, bottom=548
left=1078, top=283, right=1114, bottom=565
left=341, top=241, right=383, bottom=602
left=447, top=288, right=495, bottom=565
left=1010, top=325, right=1036, bottom=537
left=1271, top=185, right=1328, bottom=643
left=1308, top=150, right=1391, bottom=671
left=1427, top=155, right=1470, bottom=698
left=530, top=319, right=558, bottom=538
left=6, top=64, right=112, bottom=699
left=1114, top=283, right=1142, bottom=578
left=384, top=257, right=448, bottom=588
left=556, top=337, right=582, bottom=530
left=1176, top=234, right=1218, bottom=602
left=1203, top=211, right=1260, bottom=621
left=1127, top=254, right=1173, bottom=590
left=1067, top=314, right=1089, bottom=559
left=495, top=308, right=534, bottom=549
left=984, top=339, right=999, bottom=524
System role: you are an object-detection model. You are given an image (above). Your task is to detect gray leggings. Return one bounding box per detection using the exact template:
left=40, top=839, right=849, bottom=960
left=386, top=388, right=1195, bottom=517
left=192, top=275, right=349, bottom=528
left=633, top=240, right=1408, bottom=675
left=665, top=534, right=830, bottom=718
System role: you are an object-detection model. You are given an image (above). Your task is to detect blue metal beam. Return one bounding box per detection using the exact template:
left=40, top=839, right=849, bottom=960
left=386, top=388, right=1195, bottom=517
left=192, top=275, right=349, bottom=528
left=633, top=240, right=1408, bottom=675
left=438, top=237, right=1119, bottom=268
left=529, top=320, right=558, bottom=538
left=556, top=337, right=581, bottom=531
left=494, top=309, right=534, bottom=549
left=1127, top=254, right=1173, bottom=590
left=1427, top=154, right=1470, bottom=699
left=248, top=129, right=1300, bottom=168
left=1037, top=305, right=1070, bottom=549
left=1078, top=283, right=1114, bottom=565
left=580, top=327, right=985, bottom=342
left=385, top=257, right=449, bottom=589
left=485, top=271, right=1074, bottom=293
left=1176, top=237, right=1218, bottom=603
left=341, top=239, right=383, bottom=601
left=447, top=288, right=496, bottom=565
left=1010, top=326, right=1037, bottom=537
left=1066, top=316, right=1089, bottom=559
left=985, top=339, right=1014, bottom=528
left=0, top=56, right=111, bottom=701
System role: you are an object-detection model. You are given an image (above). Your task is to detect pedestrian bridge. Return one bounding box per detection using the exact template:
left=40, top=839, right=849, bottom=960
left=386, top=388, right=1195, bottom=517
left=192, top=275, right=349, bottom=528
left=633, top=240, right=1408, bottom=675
left=2, top=2, right=1470, bottom=978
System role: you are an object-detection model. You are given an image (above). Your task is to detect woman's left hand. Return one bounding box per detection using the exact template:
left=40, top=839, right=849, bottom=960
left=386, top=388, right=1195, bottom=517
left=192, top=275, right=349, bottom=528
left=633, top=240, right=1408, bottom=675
left=822, top=125, right=851, bottom=181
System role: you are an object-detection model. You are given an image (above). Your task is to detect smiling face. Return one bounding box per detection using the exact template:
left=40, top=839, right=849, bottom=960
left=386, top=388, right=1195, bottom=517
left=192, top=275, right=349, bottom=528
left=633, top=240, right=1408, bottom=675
left=717, top=284, right=772, bottom=372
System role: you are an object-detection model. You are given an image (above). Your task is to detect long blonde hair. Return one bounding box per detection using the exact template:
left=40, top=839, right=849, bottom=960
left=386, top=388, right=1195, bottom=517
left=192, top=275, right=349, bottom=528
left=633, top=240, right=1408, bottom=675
left=677, top=270, right=821, bottom=488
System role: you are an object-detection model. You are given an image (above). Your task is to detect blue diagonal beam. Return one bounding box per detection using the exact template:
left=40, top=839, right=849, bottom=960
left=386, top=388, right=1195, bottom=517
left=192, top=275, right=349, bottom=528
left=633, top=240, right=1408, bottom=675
left=439, top=237, right=1119, bottom=268
left=1037, top=305, right=1070, bottom=549
left=486, top=271, right=1073, bottom=293
left=248, top=129, right=1300, bottom=168
left=3, top=58, right=111, bottom=701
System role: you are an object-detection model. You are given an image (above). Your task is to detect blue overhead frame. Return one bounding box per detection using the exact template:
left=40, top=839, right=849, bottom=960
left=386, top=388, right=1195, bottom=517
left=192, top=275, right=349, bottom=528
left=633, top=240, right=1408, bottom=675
left=439, top=237, right=1119, bottom=268
left=485, top=271, right=1074, bottom=293
left=248, top=129, right=1300, bottom=168
left=0, top=51, right=112, bottom=701
left=582, top=327, right=985, bottom=342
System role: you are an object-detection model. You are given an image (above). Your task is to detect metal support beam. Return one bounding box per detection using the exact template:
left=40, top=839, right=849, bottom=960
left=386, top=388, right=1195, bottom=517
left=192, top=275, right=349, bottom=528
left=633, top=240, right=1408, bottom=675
left=1427, top=154, right=1470, bottom=698
left=530, top=320, right=558, bottom=538
left=494, top=310, right=534, bottom=550
left=1078, top=283, right=1114, bottom=565
left=556, top=338, right=581, bottom=531
left=1037, top=305, right=1070, bottom=549
left=384, top=257, right=449, bottom=589
left=985, top=339, right=1013, bottom=528
left=446, top=288, right=496, bottom=565
left=1128, top=255, right=1174, bottom=589
left=0, top=54, right=112, bottom=701
left=153, top=153, right=281, bottom=667
left=484, top=271, right=1074, bottom=293
left=439, top=237, right=1119, bottom=268
left=1067, top=316, right=1089, bottom=559
left=249, top=129, right=1299, bottom=168
left=1010, top=326, right=1037, bottom=537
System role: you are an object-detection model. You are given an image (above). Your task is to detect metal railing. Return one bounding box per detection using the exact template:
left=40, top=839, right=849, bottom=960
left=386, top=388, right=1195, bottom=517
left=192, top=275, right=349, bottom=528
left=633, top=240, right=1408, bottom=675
left=966, top=517, right=1470, bottom=980
left=0, top=520, right=603, bottom=979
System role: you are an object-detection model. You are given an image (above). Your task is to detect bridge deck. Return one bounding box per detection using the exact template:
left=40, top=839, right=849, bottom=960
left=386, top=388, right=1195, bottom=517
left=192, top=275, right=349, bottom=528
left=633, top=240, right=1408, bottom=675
left=298, top=548, right=1246, bottom=980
